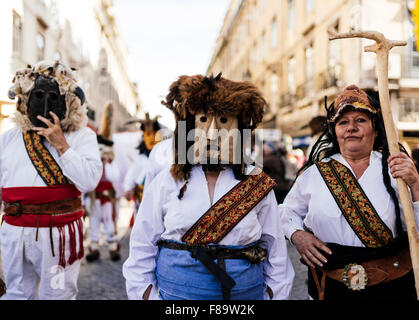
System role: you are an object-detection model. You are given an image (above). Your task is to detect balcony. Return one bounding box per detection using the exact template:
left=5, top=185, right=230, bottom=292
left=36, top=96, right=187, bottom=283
left=398, top=98, right=419, bottom=123
left=401, top=51, right=419, bottom=79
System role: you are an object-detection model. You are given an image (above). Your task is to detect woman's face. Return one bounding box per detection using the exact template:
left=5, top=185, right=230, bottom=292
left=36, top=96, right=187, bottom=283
left=335, top=110, right=378, bottom=158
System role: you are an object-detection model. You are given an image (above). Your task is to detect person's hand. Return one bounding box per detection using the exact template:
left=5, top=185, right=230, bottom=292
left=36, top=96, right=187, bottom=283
left=33, top=112, right=70, bottom=156
left=125, top=190, right=133, bottom=201
left=388, top=152, right=419, bottom=188
left=291, top=230, right=332, bottom=268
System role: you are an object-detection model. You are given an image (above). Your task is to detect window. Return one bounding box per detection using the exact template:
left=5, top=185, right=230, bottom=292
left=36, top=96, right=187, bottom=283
left=288, top=0, right=295, bottom=30
left=306, top=0, right=315, bottom=12
left=305, top=42, right=315, bottom=93
left=271, top=19, right=278, bottom=48
left=253, top=42, right=258, bottom=66
left=12, top=11, right=23, bottom=54
left=36, top=18, right=48, bottom=61
left=270, top=74, right=279, bottom=112
left=328, top=20, right=341, bottom=80
left=305, top=43, right=314, bottom=81
left=261, top=31, right=267, bottom=60
left=36, top=33, right=45, bottom=61
left=288, top=56, right=296, bottom=94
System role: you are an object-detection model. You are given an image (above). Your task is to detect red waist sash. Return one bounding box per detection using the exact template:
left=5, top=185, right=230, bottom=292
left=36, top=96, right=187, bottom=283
left=2, top=184, right=83, bottom=228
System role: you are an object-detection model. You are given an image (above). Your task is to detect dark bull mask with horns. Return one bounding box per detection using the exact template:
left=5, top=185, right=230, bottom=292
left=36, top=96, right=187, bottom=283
left=8, top=60, right=87, bottom=133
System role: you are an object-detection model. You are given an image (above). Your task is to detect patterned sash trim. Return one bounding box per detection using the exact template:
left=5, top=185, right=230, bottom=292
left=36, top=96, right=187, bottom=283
left=23, top=131, right=69, bottom=186
left=182, top=171, right=276, bottom=245
left=316, top=159, right=393, bottom=248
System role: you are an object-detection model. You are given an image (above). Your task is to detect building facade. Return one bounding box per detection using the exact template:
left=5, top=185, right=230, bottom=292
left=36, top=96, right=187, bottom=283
left=0, top=0, right=141, bottom=134
left=207, top=0, right=419, bottom=150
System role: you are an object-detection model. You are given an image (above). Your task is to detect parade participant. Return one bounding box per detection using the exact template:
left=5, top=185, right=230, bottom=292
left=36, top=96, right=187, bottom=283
left=279, top=85, right=419, bottom=300
left=84, top=102, right=121, bottom=262
left=143, top=136, right=173, bottom=188
left=123, top=112, right=161, bottom=226
left=0, top=60, right=102, bottom=299
left=123, top=73, right=295, bottom=300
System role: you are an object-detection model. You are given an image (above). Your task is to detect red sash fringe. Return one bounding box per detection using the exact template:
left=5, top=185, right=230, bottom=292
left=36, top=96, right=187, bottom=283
left=1, top=185, right=84, bottom=267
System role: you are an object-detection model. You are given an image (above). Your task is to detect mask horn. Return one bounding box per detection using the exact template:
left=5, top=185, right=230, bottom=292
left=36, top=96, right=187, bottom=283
left=74, top=87, right=85, bottom=105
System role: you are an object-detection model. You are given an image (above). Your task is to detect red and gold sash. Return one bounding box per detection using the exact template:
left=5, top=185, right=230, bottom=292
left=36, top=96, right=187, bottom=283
left=182, top=171, right=276, bottom=245
left=316, top=159, right=393, bottom=248
left=23, top=131, right=69, bottom=185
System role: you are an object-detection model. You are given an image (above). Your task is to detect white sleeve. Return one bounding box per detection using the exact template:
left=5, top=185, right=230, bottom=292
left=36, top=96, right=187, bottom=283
left=278, top=172, right=310, bottom=241
left=104, top=161, right=120, bottom=185
left=122, top=174, right=167, bottom=300
left=257, top=190, right=295, bottom=300
left=58, top=128, right=103, bottom=193
left=123, top=161, right=137, bottom=193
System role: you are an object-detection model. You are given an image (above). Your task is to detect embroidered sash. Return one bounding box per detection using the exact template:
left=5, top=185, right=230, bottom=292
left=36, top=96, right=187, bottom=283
left=23, top=131, right=69, bottom=185
left=182, top=171, right=276, bottom=245
left=316, top=159, right=393, bottom=248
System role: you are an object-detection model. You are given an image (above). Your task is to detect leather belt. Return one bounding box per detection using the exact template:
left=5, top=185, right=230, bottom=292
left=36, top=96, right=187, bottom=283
left=325, top=247, right=412, bottom=287
left=3, top=197, right=82, bottom=216
left=311, top=247, right=412, bottom=299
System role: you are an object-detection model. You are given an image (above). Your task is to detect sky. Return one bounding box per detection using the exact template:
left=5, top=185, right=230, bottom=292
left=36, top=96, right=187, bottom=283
left=113, top=0, right=231, bottom=130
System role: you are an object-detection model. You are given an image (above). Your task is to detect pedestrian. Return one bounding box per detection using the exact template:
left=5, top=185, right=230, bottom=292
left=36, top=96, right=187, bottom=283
left=262, top=143, right=296, bottom=204
left=123, top=113, right=161, bottom=226
left=0, top=60, right=102, bottom=299
left=123, top=73, right=295, bottom=300
left=84, top=102, right=121, bottom=262
left=279, top=84, right=419, bottom=300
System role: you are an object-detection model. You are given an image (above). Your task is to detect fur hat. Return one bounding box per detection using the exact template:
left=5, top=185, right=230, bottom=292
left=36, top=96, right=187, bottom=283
left=161, top=73, right=267, bottom=182
left=161, top=73, right=266, bottom=126
left=330, top=85, right=378, bottom=122
left=8, top=60, right=87, bottom=133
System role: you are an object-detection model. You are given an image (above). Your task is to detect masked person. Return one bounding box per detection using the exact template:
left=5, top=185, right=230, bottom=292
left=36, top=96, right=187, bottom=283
left=123, top=113, right=161, bottom=227
left=123, top=73, right=295, bottom=300
left=84, top=102, right=121, bottom=262
left=0, top=61, right=102, bottom=300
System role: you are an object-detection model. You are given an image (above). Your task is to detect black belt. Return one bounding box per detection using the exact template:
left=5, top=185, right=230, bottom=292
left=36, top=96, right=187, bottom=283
left=157, top=240, right=267, bottom=300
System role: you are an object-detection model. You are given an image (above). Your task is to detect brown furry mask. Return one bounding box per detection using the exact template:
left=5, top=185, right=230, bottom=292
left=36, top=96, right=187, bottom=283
left=161, top=73, right=266, bottom=181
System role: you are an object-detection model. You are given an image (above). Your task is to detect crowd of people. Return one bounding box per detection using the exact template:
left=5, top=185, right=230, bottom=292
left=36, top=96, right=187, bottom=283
left=0, top=61, right=419, bottom=301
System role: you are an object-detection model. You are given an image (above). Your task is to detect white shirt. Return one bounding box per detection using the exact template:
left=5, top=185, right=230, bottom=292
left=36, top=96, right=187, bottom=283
left=0, top=127, right=102, bottom=193
left=123, top=153, right=149, bottom=193
left=123, top=165, right=295, bottom=300
left=279, top=151, right=419, bottom=247
left=144, top=138, right=173, bottom=188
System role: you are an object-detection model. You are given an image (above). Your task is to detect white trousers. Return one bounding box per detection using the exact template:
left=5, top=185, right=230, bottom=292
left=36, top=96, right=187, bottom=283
left=86, top=198, right=117, bottom=244
left=0, top=222, right=81, bottom=300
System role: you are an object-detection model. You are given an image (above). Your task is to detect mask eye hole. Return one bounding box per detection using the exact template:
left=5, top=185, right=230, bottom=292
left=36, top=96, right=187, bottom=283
left=49, top=92, right=59, bottom=101
left=200, top=116, right=207, bottom=123
left=220, top=117, right=228, bottom=124
left=34, top=91, right=44, bottom=99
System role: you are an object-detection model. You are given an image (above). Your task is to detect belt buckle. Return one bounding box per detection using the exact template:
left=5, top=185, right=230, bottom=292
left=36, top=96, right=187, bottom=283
left=7, top=201, right=23, bottom=216
left=342, top=263, right=368, bottom=291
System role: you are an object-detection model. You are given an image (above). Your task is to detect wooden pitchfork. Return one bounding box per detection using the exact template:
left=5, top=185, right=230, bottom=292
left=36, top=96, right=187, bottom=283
left=328, top=29, right=419, bottom=298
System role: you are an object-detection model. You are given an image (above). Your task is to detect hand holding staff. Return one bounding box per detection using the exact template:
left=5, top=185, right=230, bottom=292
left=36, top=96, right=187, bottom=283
left=329, top=29, right=419, bottom=298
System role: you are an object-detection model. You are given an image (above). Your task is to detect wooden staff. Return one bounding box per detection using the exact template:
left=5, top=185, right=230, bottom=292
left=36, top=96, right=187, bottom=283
left=328, top=29, right=419, bottom=298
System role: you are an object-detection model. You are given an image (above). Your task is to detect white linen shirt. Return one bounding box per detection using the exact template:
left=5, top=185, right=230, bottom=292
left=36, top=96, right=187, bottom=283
left=123, top=153, right=149, bottom=193
left=279, top=151, right=419, bottom=247
left=123, top=165, right=295, bottom=300
left=0, top=127, right=102, bottom=192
